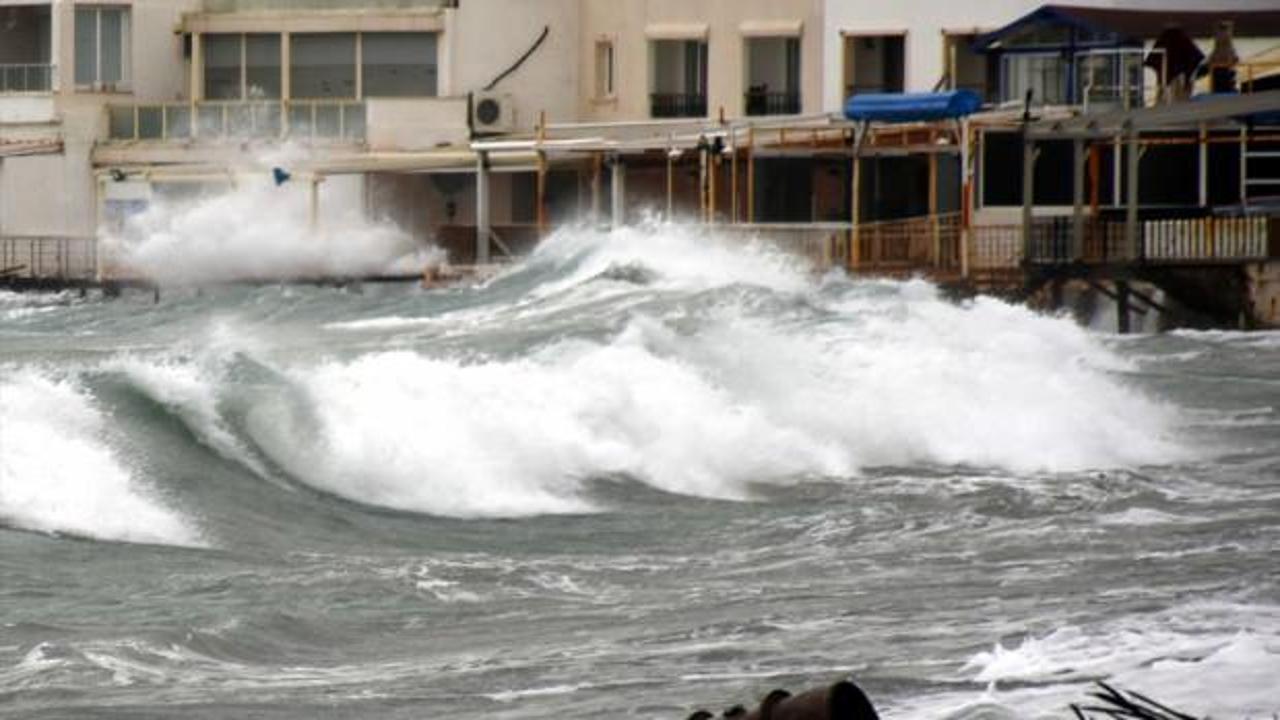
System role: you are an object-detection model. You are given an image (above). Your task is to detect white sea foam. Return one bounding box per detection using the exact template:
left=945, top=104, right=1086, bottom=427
left=520, top=221, right=813, bottom=298
left=238, top=254, right=1185, bottom=518
left=104, top=172, right=442, bottom=284
left=0, top=370, right=203, bottom=546
left=963, top=602, right=1280, bottom=717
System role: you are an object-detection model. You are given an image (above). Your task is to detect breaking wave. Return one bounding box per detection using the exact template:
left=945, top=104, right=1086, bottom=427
left=0, top=370, right=203, bottom=547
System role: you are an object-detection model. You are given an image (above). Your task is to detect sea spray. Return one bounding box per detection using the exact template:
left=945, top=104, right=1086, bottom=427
left=103, top=169, right=443, bottom=284
left=0, top=370, right=203, bottom=546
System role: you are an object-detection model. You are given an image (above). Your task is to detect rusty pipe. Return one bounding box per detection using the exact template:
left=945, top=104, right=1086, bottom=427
left=686, top=681, right=879, bottom=720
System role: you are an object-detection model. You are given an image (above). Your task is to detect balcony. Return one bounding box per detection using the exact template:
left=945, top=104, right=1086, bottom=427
left=650, top=93, right=707, bottom=119
left=745, top=90, right=800, bottom=116
left=106, top=100, right=366, bottom=142
left=0, top=64, right=54, bottom=93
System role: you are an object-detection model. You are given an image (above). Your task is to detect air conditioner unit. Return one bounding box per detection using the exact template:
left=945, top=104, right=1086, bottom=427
left=471, top=92, right=515, bottom=135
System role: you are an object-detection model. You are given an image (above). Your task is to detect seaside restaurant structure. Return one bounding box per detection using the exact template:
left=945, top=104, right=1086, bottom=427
left=0, top=0, right=1278, bottom=326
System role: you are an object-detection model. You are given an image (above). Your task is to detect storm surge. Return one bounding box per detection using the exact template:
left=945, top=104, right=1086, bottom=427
left=1, top=222, right=1276, bottom=720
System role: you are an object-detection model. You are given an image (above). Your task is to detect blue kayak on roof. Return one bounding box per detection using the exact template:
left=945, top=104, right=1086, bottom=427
left=844, top=90, right=982, bottom=122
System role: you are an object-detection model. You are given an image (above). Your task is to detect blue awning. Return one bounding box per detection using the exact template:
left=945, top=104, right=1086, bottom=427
left=843, top=90, right=982, bottom=123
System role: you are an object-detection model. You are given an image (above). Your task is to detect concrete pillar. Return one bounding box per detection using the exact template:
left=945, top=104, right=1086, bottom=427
left=1116, top=280, right=1131, bottom=334
left=590, top=153, right=602, bottom=226
left=476, top=151, right=490, bottom=264
left=1021, top=134, right=1036, bottom=262
left=610, top=156, right=625, bottom=228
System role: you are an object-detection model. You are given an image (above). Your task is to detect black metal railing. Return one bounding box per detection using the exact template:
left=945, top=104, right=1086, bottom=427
left=744, top=90, right=800, bottom=116
left=0, top=236, right=97, bottom=280
left=650, top=92, right=707, bottom=118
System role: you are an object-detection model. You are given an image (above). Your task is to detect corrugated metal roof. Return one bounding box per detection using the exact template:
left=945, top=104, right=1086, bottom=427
left=975, top=5, right=1280, bottom=50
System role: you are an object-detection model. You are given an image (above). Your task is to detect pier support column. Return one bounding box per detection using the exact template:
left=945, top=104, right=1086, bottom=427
left=1072, top=138, right=1085, bottom=262
left=1021, top=135, right=1036, bottom=262
left=610, top=155, right=625, bottom=229
left=590, top=153, right=602, bottom=226
left=1125, top=124, right=1141, bottom=262
left=1116, top=280, right=1132, bottom=334
left=476, top=151, right=490, bottom=265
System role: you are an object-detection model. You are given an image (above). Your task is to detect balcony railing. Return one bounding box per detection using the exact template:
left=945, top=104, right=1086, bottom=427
left=745, top=90, right=800, bottom=116
left=1, top=236, right=97, bottom=280
left=106, top=100, right=366, bottom=142
left=650, top=93, right=707, bottom=119
left=0, top=64, right=54, bottom=93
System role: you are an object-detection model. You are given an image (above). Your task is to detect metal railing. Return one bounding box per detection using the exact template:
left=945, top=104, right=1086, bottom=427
left=0, top=237, right=97, bottom=280
left=744, top=90, right=800, bottom=116
left=106, top=100, right=366, bottom=142
left=1025, top=215, right=1275, bottom=265
left=0, top=63, right=54, bottom=93
left=650, top=92, right=707, bottom=119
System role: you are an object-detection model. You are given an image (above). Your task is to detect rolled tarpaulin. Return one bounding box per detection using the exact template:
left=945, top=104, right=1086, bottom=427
left=843, top=90, right=982, bottom=123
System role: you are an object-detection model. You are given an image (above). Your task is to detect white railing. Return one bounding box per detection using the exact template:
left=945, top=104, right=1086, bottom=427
left=1144, top=216, right=1270, bottom=261
left=0, top=64, right=54, bottom=93
left=106, top=100, right=366, bottom=142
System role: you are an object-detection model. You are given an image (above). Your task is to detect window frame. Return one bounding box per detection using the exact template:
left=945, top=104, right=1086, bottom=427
left=74, top=5, right=131, bottom=92
left=594, top=37, right=616, bottom=100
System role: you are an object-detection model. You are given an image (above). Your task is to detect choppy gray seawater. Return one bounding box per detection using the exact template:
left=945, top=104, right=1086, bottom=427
left=2, top=225, right=1277, bottom=719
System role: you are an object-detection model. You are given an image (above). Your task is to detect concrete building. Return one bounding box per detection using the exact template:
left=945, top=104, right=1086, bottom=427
left=2, top=0, right=1278, bottom=284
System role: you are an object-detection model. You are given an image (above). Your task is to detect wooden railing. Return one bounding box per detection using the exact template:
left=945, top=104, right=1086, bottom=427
left=854, top=213, right=962, bottom=272
left=0, top=237, right=97, bottom=280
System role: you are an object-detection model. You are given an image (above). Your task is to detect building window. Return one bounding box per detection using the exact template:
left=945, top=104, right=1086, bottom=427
left=650, top=39, right=707, bottom=118
left=1001, top=53, right=1068, bottom=105
left=843, top=33, right=904, bottom=97
left=745, top=36, right=800, bottom=115
left=595, top=39, right=615, bottom=98
left=362, top=32, right=438, bottom=97
left=74, top=6, right=130, bottom=90
left=290, top=33, right=356, bottom=99
left=205, top=34, right=281, bottom=100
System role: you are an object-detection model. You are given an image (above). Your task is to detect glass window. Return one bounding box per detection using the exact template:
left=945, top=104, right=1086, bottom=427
left=204, top=34, right=242, bottom=100
left=75, top=6, right=129, bottom=89
left=1002, top=53, right=1067, bottom=105
left=245, top=34, right=281, bottom=99
left=291, top=33, right=355, bottom=99
left=361, top=32, right=437, bottom=97
left=595, top=40, right=614, bottom=98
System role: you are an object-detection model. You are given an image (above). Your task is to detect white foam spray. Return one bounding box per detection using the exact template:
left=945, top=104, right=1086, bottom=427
left=0, top=370, right=203, bottom=546
left=103, top=158, right=442, bottom=284
left=238, top=224, right=1189, bottom=518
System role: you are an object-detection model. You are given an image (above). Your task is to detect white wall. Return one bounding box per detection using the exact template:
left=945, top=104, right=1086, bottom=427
left=821, top=0, right=1280, bottom=110
left=452, top=0, right=580, bottom=129
left=580, top=0, right=824, bottom=121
